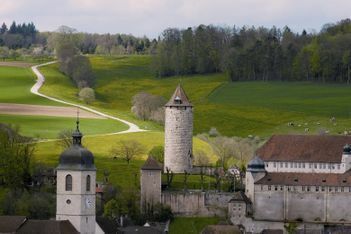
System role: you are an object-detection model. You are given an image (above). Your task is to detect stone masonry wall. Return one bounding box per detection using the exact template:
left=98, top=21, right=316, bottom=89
left=161, top=191, right=232, bottom=217
left=164, top=106, right=193, bottom=173
left=140, top=170, right=161, bottom=211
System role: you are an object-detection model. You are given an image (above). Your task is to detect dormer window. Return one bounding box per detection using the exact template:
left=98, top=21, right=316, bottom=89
left=174, top=96, right=182, bottom=104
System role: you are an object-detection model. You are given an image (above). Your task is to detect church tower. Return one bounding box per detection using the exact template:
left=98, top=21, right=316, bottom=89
left=164, top=84, right=193, bottom=173
left=56, top=121, right=96, bottom=234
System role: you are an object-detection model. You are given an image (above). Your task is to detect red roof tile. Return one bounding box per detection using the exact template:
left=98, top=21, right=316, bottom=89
left=257, top=135, right=351, bottom=163
left=256, top=171, right=351, bottom=186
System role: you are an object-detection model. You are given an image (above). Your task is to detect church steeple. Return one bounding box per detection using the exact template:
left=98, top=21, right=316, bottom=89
left=72, top=117, right=82, bottom=145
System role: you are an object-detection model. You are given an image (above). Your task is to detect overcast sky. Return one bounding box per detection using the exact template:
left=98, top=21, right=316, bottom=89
left=0, top=0, right=350, bottom=38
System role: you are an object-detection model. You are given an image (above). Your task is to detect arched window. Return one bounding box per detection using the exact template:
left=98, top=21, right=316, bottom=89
left=65, top=175, right=72, bottom=191
left=86, top=175, right=91, bottom=192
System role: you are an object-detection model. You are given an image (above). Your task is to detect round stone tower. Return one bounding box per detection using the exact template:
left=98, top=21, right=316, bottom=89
left=164, top=84, right=193, bottom=173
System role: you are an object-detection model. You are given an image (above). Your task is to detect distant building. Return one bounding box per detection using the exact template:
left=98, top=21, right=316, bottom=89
left=164, top=84, right=193, bottom=173
left=232, top=135, right=351, bottom=233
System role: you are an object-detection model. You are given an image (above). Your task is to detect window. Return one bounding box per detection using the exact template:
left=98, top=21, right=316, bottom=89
left=294, top=162, right=297, bottom=168
left=316, top=186, right=319, bottom=192
left=280, top=162, right=283, bottom=168
left=302, top=163, right=305, bottom=168
left=302, top=186, right=305, bottom=191
left=285, top=162, right=288, bottom=168
left=298, top=163, right=301, bottom=168
left=65, top=175, right=72, bottom=191
left=266, top=163, right=269, bottom=168
left=323, top=164, right=326, bottom=169
left=274, top=186, right=278, bottom=191
left=86, top=175, right=91, bottom=192
left=307, top=186, right=310, bottom=192
left=309, top=163, right=312, bottom=169
left=328, top=164, right=331, bottom=169
left=338, top=164, right=341, bottom=170
left=268, top=186, right=271, bottom=191
left=319, top=164, right=322, bottom=169
left=314, top=163, right=317, bottom=169
left=273, top=162, right=276, bottom=168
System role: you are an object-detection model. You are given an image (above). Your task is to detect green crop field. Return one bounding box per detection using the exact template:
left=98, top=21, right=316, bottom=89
left=0, top=66, right=61, bottom=106
left=39, top=55, right=351, bottom=138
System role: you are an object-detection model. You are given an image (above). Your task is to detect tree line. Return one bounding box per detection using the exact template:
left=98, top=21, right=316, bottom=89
left=153, top=19, right=351, bottom=83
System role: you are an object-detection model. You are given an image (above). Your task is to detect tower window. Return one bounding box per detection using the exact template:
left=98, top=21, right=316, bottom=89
left=86, top=175, right=91, bottom=192
left=65, top=175, right=72, bottom=191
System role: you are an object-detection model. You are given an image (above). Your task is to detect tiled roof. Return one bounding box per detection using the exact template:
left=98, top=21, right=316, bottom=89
left=165, top=84, right=192, bottom=107
left=257, top=135, right=351, bottom=163
left=141, top=156, right=162, bottom=170
left=16, top=220, right=79, bottom=234
left=256, top=170, right=351, bottom=186
left=0, top=216, right=26, bottom=232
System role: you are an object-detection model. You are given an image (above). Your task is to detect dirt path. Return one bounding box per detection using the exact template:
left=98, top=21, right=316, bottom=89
left=0, top=103, right=105, bottom=119
left=0, top=61, right=34, bottom=68
left=31, top=62, right=144, bottom=134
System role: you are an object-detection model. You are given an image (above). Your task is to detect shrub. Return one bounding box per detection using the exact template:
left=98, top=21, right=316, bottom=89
left=79, top=87, right=95, bottom=104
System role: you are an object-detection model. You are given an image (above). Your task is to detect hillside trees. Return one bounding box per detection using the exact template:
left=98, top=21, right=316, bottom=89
left=131, top=92, right=166, bottom=124
left=153, top=18, right=351, bottom=83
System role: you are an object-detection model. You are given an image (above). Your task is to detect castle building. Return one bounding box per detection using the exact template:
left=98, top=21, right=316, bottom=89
left=164, top=84, right=193, bottom=173
left=140, top=156, right=162, bottom=212
left=233, top=135, right=351, bottom=233
left=56, top=121, right=98, bottom=234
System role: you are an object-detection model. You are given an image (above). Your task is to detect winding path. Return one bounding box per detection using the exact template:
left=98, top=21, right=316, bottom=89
left=31, top=61, right=144, bottom=135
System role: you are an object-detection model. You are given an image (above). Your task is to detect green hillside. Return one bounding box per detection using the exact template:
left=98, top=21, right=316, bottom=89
left=39, top=55, right=351, bottom=137
left=0, top=66, right=61, bottom=106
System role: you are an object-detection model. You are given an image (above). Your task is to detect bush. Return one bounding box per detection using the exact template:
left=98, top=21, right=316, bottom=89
left=79, top=87, right=95, bottom=104
left=131, top=92, right=166, bottom=122
left=148, top=146, right=164, bottom=163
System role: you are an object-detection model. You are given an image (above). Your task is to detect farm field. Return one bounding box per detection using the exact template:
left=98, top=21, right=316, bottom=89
left=39, top=55, right=351, bottom=138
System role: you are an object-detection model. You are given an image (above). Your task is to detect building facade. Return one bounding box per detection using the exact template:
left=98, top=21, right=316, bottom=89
left=56, top=122, right=97, bottom=234
left=234, top=135, right=351, bottom=233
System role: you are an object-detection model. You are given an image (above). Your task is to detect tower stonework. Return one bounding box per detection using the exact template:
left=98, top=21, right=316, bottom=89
left=140, top=156, right=162, bottom=212
left=164, top=84, right=193, bottom=173
left=56, top=123, right=96, bottom=234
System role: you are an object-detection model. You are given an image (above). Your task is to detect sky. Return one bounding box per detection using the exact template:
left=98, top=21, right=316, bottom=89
left=0, top=0, right=350, bottom=38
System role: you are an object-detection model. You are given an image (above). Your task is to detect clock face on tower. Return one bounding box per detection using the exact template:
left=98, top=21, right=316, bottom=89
left=85, top=198, right=92, bottom=209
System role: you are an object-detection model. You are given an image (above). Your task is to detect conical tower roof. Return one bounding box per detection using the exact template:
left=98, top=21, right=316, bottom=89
left=141, top=156, right=162, bottom=170
left=165, top=84, right=192, bottom=107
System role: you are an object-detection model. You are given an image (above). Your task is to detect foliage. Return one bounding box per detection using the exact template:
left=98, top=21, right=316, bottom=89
left=110, top=140, right=145, bottom=164
left=79, top=87, right=95, bottom=104
left=284, top=222, right=298, bottom=234
left=131, top=92, right=166, bottom=123
left=148, top=145, right=164, bottom=163
left=0, top=21, right=37, bottom=49
left=0, top=123, right=34, bottom=190
left=56, top=129, right=73, bottom=149
left=154, top=19, right=351, bottom=83
left=143, top=203, right=173, bottom=222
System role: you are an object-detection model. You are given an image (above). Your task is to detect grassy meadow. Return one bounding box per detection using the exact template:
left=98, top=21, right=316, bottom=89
left=39, top=55, right=351, bottom=138
left=34, top=131, right=216, bottom=189
left=0, top=66, right=61, bottom=106
left=0, top=114, right=128, bottom=139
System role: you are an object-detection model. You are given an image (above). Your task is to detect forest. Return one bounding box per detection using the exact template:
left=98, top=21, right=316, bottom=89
left=153, top=19, right=351, bottom=83
left=1, top=19, right=351, bottom=83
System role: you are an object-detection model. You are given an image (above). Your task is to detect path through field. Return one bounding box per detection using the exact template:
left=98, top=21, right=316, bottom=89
left=31, top=62, right=144, bottom=134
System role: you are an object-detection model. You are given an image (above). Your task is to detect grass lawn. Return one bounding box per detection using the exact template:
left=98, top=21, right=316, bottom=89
left=0, top=66, right=61, bottom=106
left=0, top=114, right=128, bottom=139
left=34, top=131, right=216, bottom=189
left=38, top=55, right=351, bottom=138
left=169, top=217, right=220, bottom=234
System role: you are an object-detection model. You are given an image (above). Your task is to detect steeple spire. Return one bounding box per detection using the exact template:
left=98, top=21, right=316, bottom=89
left=72, top=108, right=82, bottom=145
